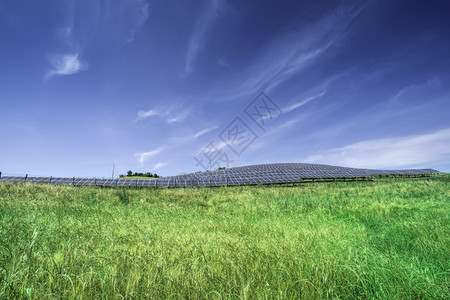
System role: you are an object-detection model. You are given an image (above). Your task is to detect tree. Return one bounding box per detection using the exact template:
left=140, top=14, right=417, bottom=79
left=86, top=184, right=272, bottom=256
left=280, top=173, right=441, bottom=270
left=119, top=170, right=160, bottom=178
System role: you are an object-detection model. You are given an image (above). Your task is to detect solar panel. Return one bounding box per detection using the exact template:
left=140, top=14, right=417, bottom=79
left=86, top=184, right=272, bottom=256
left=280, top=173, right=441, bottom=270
left=0, top=163, right=440, bottom=188
left=117, top=180, right=134, bottom=186
left=50, top=178, right=72, bottom=185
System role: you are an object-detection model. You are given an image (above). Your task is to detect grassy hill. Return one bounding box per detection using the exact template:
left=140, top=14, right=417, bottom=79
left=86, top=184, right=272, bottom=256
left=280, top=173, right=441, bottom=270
left=117, top=176, right=157, bottom=180
left=0, top=176, right=448, bottom=298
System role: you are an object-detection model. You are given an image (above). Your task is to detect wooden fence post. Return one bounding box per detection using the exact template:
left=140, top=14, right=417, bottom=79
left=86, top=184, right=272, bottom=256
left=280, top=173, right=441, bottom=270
left=24, top=174, right=28, bottom=183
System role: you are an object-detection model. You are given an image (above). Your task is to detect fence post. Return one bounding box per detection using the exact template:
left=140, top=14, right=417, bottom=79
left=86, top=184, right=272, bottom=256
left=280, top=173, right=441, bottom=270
left=25, top=174, right=28, bottom=183
left=0, top=172, right=2, bottom=179
left=73, top=177, right=75, bottom=185
left=49, top=176, right=52, bottom=184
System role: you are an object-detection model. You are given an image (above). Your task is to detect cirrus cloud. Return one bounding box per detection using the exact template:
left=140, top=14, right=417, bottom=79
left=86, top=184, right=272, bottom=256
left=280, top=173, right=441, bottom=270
left=46, top=53, right=88, bottom=78
left=306, top=128, right=450, bottom=169
left=134, top=147, right=164, bottom=166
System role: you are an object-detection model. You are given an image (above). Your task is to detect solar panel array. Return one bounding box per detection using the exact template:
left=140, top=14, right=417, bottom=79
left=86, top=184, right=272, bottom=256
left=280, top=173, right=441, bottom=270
left=0, top=163, right=440, bottom=188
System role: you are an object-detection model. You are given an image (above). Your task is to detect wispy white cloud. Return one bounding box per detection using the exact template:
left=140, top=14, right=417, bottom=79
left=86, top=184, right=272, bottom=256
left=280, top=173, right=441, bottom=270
left=152, top=162, right=167, bottom=171
left=135, top=106, right=190, bottom=124
left=134, top=147, right=164, bottom=166
left=305, top=128, right=450, bottom=169
left=250, top=90, right=326, bottom=127
left=217, top=59, right=230, bottom=69
left=183, top=0, right=223, bottom=75
left=212, top=3, right=368, bottom=102
left=133, top=125, right=219, bottom=171
left=167, top=111, right=189, bottom=124
left=105, top=0, right=150, bottom=44
left=243, top=118, right=300, bottom=154
left=392, top=77, right=441, bottom=101
left=126, top=1, right=150, bottom=43
left=272, top=119, right=299, bottom=132
left=284, top=90, right=327, bottom=113
left=48, top=0, right=150, bottom=78
left=193, top=126, right=218, bottom=139
left=167, top=125, right=219, bottom=150
left=63, top=0, right=150, bottom=47
left=136, top=109, right=158, bottom=121
left=198, top=141, right=228, bottom=153
left=46, top=53, right=88, bottom=78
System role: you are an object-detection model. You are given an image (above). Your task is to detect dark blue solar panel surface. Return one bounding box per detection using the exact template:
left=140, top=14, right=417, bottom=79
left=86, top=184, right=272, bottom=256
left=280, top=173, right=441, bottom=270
left=0, top=163, right=440, bottom=188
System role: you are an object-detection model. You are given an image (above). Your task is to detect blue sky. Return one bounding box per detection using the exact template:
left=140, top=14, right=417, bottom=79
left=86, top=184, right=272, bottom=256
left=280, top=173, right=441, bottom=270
left=1, top=0, right=449, bottom=178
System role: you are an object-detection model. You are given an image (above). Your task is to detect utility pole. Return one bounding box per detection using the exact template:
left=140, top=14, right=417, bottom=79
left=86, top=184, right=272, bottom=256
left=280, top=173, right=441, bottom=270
left=112, top=163, right=115, bottom=179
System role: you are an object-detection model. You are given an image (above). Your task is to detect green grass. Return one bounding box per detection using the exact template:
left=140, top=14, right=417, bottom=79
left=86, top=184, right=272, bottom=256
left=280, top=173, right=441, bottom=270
left=0, top=176, right=448, bottom=299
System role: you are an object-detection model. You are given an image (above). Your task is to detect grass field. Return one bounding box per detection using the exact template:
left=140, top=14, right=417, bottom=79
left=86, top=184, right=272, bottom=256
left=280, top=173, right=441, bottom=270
left=0, top=176, right=448, bottom=299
